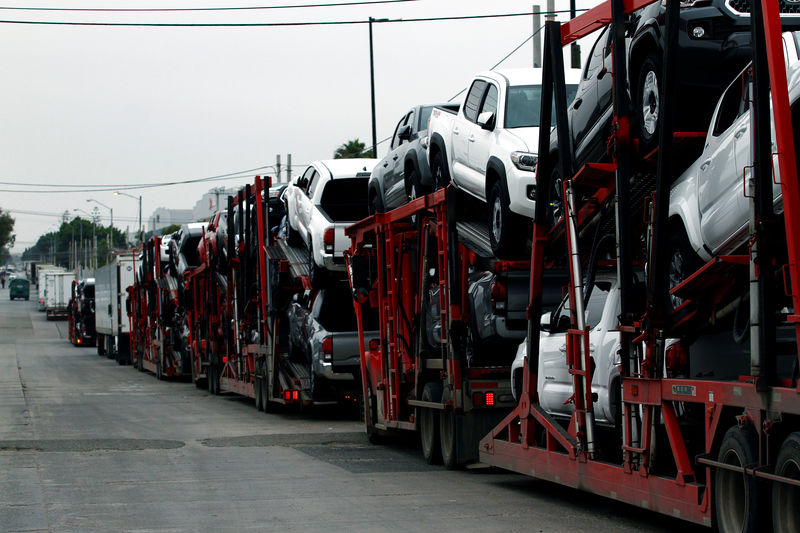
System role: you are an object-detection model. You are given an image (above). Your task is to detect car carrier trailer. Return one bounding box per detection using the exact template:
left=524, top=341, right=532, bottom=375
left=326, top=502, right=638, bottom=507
left=195, top=176, right=358, bottom=410
left=476, top=1, right=800, bottom=531
left=345, top=187, right=560, bottom=468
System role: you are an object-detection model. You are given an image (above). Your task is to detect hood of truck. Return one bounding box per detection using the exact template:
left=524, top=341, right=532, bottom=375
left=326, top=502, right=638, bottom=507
left=500, top=127, right=539, bottom=154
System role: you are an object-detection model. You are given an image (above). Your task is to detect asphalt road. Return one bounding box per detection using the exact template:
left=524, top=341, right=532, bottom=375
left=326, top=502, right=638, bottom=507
left=0, top=287, right=706, bottom=533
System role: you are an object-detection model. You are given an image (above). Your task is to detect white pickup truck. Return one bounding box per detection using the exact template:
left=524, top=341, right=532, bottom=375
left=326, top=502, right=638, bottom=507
left=427, top=68, right=579, bottom=257
left=284, top=159, right=378, bottom=288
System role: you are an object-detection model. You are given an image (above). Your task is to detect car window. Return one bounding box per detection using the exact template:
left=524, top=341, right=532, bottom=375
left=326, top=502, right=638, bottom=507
left=403, top=109, right=416, bottom=140
left=480, top=84, right=498, bottom=117
left=298, top=166, right=315, bottom=191
left=584, top=27, right=609, bottom=80
left=306, top=170, right=322, bottom=198
left=464, top=80, right=487, bottom=122
left=713, top=72, right=747, bottom=137
left=505, top=84, right=579, bottom=129
left=554, top=279, right=611, bottom=330
left=390, top=115, right=406, bottom=151
left=419, top=105, right=434, bottom=131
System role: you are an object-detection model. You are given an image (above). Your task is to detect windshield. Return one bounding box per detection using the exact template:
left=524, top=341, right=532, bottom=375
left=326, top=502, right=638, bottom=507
left=505, top=84, right=579, bottom=129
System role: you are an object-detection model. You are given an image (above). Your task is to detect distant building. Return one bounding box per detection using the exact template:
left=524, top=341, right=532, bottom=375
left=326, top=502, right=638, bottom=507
left=148, top=207, right=194, bottom=234
left=192, top=187, right=238, bottom=221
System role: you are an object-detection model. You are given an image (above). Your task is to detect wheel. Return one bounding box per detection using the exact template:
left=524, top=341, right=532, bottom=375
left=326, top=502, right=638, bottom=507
left=488, top=180, right=521, bottom=258
left=97, top=333, right=106, bottom=356
left=405, top=167, right=428, bottom=200
left=772, top=432, right=800, bottom=533
left=106, top=336, right=115, bottom=359
left=715, top=426, right=762, bottom=533
left=260, top=361, right=271, bottom=413
left=420, top=382, right=443, bottom=465
left=439, top=407, right=461, bottom=470
left=667, top=225, right=699, bottom=311
left=547, top=165, right=564, bottom=228
left=368, top=189, right=385, bottom=215
left=308, top=241, right=326, bottom=290
left=635, top=52, right=662, bottom=152
left=286, top=218, right=302, bottom=247
left=156, top=357, right=164, bottom=380
left=431, top=150, right=450, bottom=189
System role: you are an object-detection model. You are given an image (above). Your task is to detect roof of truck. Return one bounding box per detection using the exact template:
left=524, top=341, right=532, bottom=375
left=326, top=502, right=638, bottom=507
left=316, top=158, right=379, bottom=179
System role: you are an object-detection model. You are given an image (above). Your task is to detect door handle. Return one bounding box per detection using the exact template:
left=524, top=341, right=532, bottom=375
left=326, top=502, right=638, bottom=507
left=734, top=127, right=747, bottom=139
left=468, top=135, right=476, bottom=143
left=453, top=127, right=460, bottom=135
left=700, top=159, right=712, bottom=172
left=383, top=162, right=388, bottom=167
left=392, top=155, right=399, bottom=161
left=573, top=97, right=583, bottom=109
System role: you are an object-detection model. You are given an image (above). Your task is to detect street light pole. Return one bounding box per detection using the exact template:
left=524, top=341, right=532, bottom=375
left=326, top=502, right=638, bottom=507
left=369, top=16, right=377, bottom=158
left=87, top=198, right=113, bottom=263
left=115, top=191, right=142, bottom=246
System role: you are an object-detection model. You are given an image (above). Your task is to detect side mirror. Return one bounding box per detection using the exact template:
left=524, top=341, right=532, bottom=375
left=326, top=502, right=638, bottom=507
left=539, top=312, right=552, bottom=332
left=398, top=124, right=412, bottom=141
left=477, top=111, right=495, bottom=130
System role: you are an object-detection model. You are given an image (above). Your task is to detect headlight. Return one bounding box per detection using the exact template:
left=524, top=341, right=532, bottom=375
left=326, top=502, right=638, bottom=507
left=510, top=152, right=538, bottom=172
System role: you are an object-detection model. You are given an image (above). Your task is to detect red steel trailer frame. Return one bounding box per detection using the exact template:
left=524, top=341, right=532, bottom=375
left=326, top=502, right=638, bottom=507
left=346, top=188, right=527, bottom=467
left=480, top=0, right=800, bottom=529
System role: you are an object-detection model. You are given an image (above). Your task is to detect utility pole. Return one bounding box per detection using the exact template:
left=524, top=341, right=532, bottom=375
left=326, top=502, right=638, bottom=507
left=276, top=154, right=282, bottom=184
left=369, top=17, right=379, bottom=158
left=287, top=153, right=292, bottom=183
left=533, top=5, right=542, bottom=68
left=570, top=0, right=580, bottom=69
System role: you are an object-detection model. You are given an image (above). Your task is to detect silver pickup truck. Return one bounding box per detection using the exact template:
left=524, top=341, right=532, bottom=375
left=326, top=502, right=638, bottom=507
left=284, top=159, right=378, bottom=288
left=287, top=281, right=379, bottom=400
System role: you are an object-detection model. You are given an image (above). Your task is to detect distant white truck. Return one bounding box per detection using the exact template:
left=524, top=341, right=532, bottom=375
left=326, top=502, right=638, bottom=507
left=45, top=271, right=74, bottom=320
left=36, top=265, right=63, bottom=311
left=94, top=252, right=136, bottom=364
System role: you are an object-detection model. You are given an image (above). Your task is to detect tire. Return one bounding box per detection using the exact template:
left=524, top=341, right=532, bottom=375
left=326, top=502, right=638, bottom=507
left=488, top=180, right=521, bottom=259
left=420, top=382, right=443, bottom=465
left=308, top=241, right=326, bottom=290
left=715, top=426, right=762, bottom=533
left=106, top=336, right=115, bottom=360
left=431, top=149, right=450, bottom=189
left=97, top=333, right=106, bottom=356
left=363, top=379, right=382, bottom=444
left=261, top=361, right=271, bottom=413
left=255, top=375, right=264, bottom=411
left=286, top=218, right=302, bottom=247
left=772, top=432, right=800, bottom=533
left=636, top=52, right=662, bottom=152
left=405, top=167, right=427, bottom=200
left=667, top=224, right=699, bottom=311
left=547, top=165, right=564, bottom=228
left=156, top=356, right=164, bottom=380
left=439, top=386, right=462, bottom=470
left=368, top=189, right=385, bottom=215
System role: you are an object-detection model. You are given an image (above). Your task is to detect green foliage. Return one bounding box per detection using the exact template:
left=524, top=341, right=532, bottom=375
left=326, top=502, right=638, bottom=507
left=159, top=224, right=182, bottom=236
left=334, top=138, right=374, bottom=159
left=0, top=207, right=15, bottom=263
left=21, top=217, right=128, bottom=269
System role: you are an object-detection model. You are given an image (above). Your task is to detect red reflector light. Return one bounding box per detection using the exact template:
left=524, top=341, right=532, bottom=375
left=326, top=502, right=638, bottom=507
left=485, top=392, right=495, bottom=407
left=324, top=228, right=335, bottom=254
left=368, top=338, right=380, bottom=351
left=490, top=279, right=507, bottom=301
left=322, top=337, right=333, bottom=355
left=222, top=356, right=227, bottom=364
left=284, top=390, right=291, bottom=401
left=472, top=392, right=484, bottom=407
left=292, top=390, right=299, bottom=400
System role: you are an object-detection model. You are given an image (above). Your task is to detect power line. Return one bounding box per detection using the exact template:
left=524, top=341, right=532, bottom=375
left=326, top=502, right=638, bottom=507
left=0, top=0, right=417, bottom=12
left=0, top=9, right=583, bottom=27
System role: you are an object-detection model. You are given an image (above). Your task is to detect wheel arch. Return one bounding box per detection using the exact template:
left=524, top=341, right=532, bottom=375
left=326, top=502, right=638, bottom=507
left=629, top=28, right=660, bottom=100
left=485, top=156, right=508, bottom=203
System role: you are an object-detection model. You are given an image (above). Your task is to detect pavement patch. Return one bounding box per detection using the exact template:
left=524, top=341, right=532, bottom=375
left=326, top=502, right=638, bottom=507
left=199, top=431, right=366, bottom=448
left=0, top=439, right=185, bottom=452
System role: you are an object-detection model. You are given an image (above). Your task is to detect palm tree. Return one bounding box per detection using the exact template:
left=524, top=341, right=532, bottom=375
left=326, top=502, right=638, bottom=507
left=334, top=138, right=374, bottom=159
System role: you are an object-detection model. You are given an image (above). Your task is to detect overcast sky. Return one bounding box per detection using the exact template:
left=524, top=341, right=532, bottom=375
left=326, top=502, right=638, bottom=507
left=1, top=0, right=601, bottom=255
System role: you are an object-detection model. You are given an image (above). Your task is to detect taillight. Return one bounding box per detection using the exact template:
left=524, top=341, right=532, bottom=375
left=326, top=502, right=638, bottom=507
left=665, top=342, right=690, bottom=378
left=292, top=390, right=299, bottom=400
left=322, top=337, right=333, bottom=362
left=491, top=278, right=507, bottom=311
left=485, top=391, right=495, bottom=407
left=473, top=391, right=496, bottom=407
left=323, top=229, right=335, bottom=254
